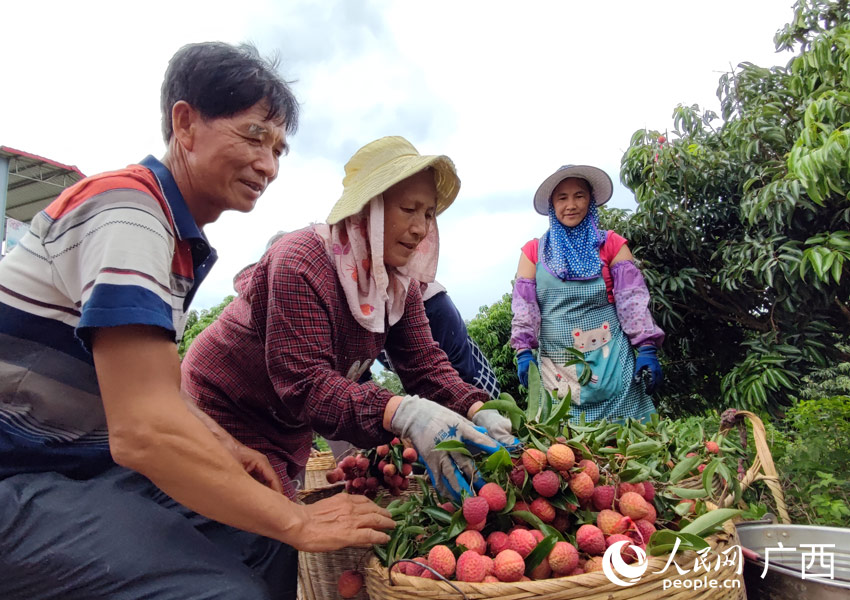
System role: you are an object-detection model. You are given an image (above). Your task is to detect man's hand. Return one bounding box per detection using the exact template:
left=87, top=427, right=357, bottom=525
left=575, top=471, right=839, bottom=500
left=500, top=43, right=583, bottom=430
left=288, top=494, right=395, bottom=551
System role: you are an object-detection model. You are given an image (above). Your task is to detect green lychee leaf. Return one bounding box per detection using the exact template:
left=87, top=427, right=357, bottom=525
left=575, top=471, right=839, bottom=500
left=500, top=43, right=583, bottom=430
left=525, top=534, right=558, bottom=574
left=510, top=510, right=545, bottom=530
left=419, top=529, right=450, bottom=555
left=498, top=487, right=517, bottom=515
left=667, top=486, right=709, bottom=499
left=482, top=446, right=513, bottom=475
left=421, top=506, right=452, bottom=525
left=539, top=524, right=566, bottom=542
left=647, top=531, right=710, bottom=556
left=678, top=508, right=743, bottom=537
left=433, top=440, right=473, bottom=457
left=544, top=390, right=573, bottom=427
left=669, top=455, right=702, bottom=483
left=526, top=361, right=541, bottom=421
left=446, top=509, right=467, bottom=539
left=626, top=440, right=664, bottom=457
left=480, top=399, right=525, bottom=420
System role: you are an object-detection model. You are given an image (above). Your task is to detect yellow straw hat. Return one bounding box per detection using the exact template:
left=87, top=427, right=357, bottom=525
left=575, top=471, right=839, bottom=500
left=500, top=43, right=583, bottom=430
left=326, top=136, right=461, bottom=225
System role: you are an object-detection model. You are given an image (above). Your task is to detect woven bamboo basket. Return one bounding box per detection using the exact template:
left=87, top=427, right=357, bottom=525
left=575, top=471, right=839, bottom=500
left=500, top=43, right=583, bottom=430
left=303, top=451, right=337, bottom=491
left=296, top=480, right=428, bottom=600
left=364, top=518, right=745, bottom=600
left=677, top=410, right=790, bottom=524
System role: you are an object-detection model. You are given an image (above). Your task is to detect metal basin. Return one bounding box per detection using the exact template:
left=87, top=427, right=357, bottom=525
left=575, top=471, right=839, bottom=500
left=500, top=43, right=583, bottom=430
left=736, top=523, right=850, bottom=600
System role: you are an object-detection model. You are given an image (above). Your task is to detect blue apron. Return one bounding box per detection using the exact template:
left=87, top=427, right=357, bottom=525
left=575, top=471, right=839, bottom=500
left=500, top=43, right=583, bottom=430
left=536, top=260, right=655, bottom=423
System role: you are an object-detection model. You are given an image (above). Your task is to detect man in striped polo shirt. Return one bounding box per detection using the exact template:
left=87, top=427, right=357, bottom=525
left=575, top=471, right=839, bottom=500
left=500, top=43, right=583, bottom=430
left=0, top=42, right=393, bottom=600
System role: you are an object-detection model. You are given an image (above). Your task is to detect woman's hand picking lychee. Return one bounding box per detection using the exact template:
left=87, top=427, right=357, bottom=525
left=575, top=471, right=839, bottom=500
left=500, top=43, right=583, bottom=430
left=288, top=493, right=395, bottom=551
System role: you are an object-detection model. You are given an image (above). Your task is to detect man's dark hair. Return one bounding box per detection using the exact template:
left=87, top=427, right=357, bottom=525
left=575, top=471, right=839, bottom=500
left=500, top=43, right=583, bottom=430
left=160, top=42, right=299, bottom=143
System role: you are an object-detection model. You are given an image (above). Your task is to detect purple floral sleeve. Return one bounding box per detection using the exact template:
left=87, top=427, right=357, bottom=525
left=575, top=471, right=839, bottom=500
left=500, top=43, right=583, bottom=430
left=511, top=277, right=541, bottom=350
left=611, top=261, right=665, bottom=348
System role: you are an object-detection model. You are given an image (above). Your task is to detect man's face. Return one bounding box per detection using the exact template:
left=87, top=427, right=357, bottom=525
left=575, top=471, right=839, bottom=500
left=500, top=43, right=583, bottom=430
left=383, top=169, right=438, bottom=268
left=187, top=101, right=287, bottom=219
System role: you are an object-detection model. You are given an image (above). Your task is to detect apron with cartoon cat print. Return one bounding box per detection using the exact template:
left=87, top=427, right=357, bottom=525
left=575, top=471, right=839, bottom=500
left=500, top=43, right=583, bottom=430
left=536, top=260, right=655, bottom=423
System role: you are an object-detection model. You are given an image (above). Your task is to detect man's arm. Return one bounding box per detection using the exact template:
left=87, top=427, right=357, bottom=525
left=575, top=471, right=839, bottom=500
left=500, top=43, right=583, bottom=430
left=93, top=324, right=394, bottom=551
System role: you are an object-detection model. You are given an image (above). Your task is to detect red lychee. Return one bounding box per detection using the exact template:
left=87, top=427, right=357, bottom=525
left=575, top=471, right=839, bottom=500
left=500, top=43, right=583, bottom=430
left=529, top=557, right=551, bottom=580
left=619, top=491, right=650, bottom=520
left=597, top=509, right=630, bottom=535
left=465, top=518, right=486, bottom=532
left=547, top=443, right=575, bottom=471
left=632, top=519, right=657, bottom=545
left=548, top=541, right=580, bottom=575
left=592, top=484, right=616, bottom=511
left=569, top=471, right=595, bottom=499
left=706, top=441, right=720, bottom=454
left=463, top=496, right=489, bottom=525
left=578, top=459, right=599, bottom=484
left=532, top=470, right=560, bottom=497
left=407, top=557, right=427, bottom=577
left=529, top=529, right=544, bottom=543
left=493, top=549, right=526, bottom=582
left=576, top=524, right=606, bottom=555
left=487, top=531, right=510, bottom=556
left=480, top=554, right=495, bottom=576
left=428, top=545, right=456, bottom=578
left=456, top=530, right=487, bottom=555
left=642, top=481, right=655, bottom=501
left=479, top=482, right=508, bottom=512
left=403, top=447, right=418, bottom=462
left=337, top=570, right=364, bottom=598
left=606, top=534, right=639, bottom=563
left=644, top=502, right=657, bottom=524
left=530, top=497, right=556, bottom=523
left=585, top=556, right=605, bottom=572
left=509, top=466, right=527, bottom=487
left=522, top=449, right=547, bottom=475
left=508, top=528, right=537, bottom=558
left=439, top=501, right=455, bottom=514
left=456, top=550, right=487, bottom=582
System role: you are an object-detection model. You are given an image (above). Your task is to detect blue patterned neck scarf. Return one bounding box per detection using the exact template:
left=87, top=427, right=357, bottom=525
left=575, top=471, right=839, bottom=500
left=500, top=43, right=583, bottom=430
left=541, top=201, right=607, bottom=280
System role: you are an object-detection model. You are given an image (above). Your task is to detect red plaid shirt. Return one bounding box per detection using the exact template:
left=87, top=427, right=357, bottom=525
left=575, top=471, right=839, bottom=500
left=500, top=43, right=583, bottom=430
left=181, top=227, right=487, bottom=499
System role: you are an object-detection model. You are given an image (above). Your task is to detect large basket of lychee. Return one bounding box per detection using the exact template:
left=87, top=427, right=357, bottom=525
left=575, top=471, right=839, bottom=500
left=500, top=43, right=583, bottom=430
left=296, top=438, right=425, bottom=600
left=363, top=373, right=749, bottom=599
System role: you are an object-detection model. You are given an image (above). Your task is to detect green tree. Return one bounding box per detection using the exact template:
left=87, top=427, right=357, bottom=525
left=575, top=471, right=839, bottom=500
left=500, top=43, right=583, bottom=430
left=619, top=0, right=850, bottom=416
left=178, top=295, right=235, bottom=358
left=467, top=293, right=523, bottom=404
left=373, top=367, right=405, bottom=395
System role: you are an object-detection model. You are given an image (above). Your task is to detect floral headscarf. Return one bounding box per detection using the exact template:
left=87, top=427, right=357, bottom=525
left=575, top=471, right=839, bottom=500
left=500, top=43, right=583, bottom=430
left=313, top=194, right=439, bottom=333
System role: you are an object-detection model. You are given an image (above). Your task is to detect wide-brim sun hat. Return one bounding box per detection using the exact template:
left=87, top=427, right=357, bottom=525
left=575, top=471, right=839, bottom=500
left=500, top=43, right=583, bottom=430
left=533, top=164, right=613, bottom=215
left=326, top=136, right=461, bottom=225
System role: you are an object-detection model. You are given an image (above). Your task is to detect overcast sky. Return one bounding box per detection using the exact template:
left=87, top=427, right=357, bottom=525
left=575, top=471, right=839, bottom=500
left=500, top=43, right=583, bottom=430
left=1, top=0, right=797, bottom=320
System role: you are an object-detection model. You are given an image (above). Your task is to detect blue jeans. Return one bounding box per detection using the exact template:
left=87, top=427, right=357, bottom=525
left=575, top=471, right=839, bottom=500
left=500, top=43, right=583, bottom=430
left=0, top=466, right=296, bottom=599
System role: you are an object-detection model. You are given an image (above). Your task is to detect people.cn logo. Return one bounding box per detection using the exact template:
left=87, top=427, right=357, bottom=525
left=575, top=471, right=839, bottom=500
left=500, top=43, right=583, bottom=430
left=602, top=540, right=649, bottom=587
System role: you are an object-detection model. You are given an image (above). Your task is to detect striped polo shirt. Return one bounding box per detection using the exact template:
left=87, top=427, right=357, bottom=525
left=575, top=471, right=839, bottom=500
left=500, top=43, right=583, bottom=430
left=0, top=156, right=216, bottom=479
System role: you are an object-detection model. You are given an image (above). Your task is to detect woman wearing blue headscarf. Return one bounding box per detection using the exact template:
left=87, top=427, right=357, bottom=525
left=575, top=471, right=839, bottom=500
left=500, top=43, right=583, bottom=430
left=510, top=165, right=664, bottom=423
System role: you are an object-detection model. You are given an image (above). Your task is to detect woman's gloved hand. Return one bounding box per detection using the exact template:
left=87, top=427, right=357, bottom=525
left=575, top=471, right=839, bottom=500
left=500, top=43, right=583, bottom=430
left=471, top=409, right=520, bottom=449
left=634, top=345, right=663, bottom=394
left=516, top=350, right=537, bottom=388
left=390, top=395, right=502, bottom=501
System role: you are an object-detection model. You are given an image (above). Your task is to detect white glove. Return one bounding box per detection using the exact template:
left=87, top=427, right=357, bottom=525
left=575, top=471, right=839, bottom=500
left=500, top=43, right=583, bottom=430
left=390, top=395, right=502, bottom=501
left=472, top=409, right=520, bottom=448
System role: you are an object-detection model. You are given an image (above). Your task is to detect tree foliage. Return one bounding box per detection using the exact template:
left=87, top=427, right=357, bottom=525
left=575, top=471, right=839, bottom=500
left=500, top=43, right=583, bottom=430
left=619, top=0, right=850, bottom=416
left=467, top=293, right=523, bottom=404
left=178, top=295, right=234, bottom=358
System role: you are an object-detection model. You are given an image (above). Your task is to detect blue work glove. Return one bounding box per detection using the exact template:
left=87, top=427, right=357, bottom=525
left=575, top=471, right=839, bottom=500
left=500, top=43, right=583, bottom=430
left=390, top=395, right=502, bottom=502
left=516, top=350, right=537, bottom=388
left=471, top=409, right=520, bottom=449
left=634, top=345, right=663, bottom=394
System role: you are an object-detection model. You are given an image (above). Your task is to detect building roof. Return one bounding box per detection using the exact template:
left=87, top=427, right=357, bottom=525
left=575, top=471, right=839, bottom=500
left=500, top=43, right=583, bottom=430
left=2, top=146, right=85, bottom=223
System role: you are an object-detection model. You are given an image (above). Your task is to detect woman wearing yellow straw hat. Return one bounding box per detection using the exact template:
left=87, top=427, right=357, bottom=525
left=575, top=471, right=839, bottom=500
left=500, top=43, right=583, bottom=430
left=511, top=165, right=665, bottom=423
left=182, top=136, right=517, bottom=504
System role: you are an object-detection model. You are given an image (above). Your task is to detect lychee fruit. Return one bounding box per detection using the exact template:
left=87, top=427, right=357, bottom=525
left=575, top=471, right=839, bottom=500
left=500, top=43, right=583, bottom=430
left=529, top=557, right=551, bottom=580
left=508, top=528, right=537, bottom=558
left=597, top=509, right=630, bottom=535
left=530, top=497, right=556, bottom=523
left=552, top=513, right=569, bottom=532
left=403, top=447, right=418, bottom=462
left=483, top=575, right=499, bottom=582
left=698, top=464, right=706, bottom=473
left=617, top=482, right=643, bottom=498
left=592, top=484, right=616, bottom=511
left=548, top=541, right=579, bottom=575
left=606, top=534, right=639, bottom=563
left=465, top=518, right=486, bottom=532
left=522, top=449, right=547, bottom=475
left=479, top=482, right=508, bottom=512
left=337, top=570, right=364, bottom=598
left=456, top=530, right=487, bottom=555
left=376, top=444, right=390, bottom=457
left=547, top=443, right=575, bottom=471
left=619, top=491, right=650, bottom=520
left=576, top=524, right=606, bottom=555
left=585, top=556, right=605, bottom=573
left=480, top=554, right=495, bottom=576
left=569, top=472, right=595, bottom=499
left=512, top=500, right=530, bottom=519
left=644, top=502, right=657, bottom=524
left=487, top=531, right=510, bottom=557
left=706, top=441, right=720, bottom=454
left=568, top=567, right=586, bottom=576
left=642, top=481, right=655, bottom=501
left=686, top=452, right=698, bottom=458
left=678, top=499, right=696, bottom=514
left=493, top=549, right=526, bottom=582
left=406, top=557, right=427, bottom=577
left=632, top=519, right=657, bottom=545
left=529, top=529, right=545, bottom=543
left=463, top=496, right=489, bottom=525
left=509, top=466, right=526, bottom=487
left=439, top=501, right=455, bottom=514
left=532, top=470, right=560, bottom=497
left=428, top=545, right=456, bottom=578
left=456, top=550, right=487, bottom=582
left=578, top=459, right=599, bottom=484
left=356, top=456, right=370, bottom=471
